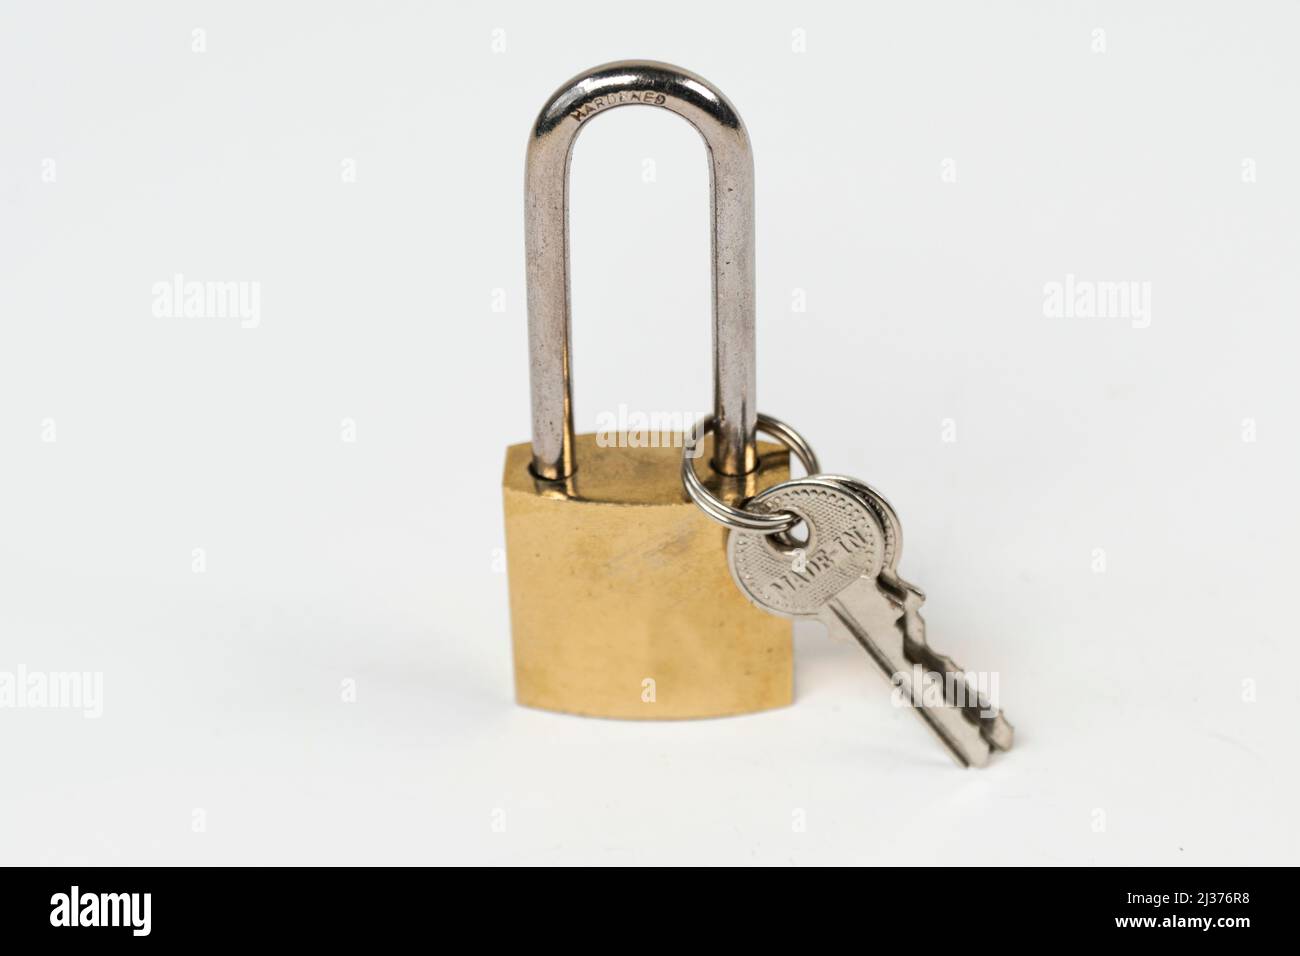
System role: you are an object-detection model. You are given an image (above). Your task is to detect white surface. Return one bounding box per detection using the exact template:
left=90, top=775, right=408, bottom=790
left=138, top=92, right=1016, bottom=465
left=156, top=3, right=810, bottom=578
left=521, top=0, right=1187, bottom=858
left=2, top=1, right=1298, bottom=865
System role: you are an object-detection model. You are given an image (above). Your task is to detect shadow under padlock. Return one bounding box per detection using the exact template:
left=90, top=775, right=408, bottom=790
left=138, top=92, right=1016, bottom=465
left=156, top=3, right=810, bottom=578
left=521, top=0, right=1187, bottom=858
left=502, top=61, right=793, bottom=719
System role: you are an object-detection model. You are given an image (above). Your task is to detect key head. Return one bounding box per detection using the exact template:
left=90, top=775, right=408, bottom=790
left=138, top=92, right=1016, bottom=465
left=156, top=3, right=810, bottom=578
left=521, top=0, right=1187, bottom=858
left=818, top=474, right=903, bottom=570
left=727, top=477, right=887, bottom=618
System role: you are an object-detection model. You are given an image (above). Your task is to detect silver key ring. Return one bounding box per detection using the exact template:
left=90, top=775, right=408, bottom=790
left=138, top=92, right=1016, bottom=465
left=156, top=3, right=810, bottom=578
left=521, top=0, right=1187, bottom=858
left=681, top=413, right=821, bottom=533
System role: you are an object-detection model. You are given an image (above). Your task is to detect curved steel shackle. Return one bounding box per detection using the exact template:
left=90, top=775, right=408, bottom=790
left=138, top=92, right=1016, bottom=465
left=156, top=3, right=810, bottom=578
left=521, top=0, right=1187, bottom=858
left=525, top=60, right=758, bottom=481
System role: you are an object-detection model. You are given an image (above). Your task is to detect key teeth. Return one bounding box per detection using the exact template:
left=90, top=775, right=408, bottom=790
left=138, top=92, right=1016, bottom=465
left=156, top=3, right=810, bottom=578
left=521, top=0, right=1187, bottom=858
left=894, top=595, right=1014, bottom=762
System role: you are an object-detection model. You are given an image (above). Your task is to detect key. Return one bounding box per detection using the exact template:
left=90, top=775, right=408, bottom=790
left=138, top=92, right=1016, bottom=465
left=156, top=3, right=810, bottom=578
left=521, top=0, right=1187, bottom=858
left=823, top=474, right=1015, bottom=755
left=727, top=476, right=1013, bottom=767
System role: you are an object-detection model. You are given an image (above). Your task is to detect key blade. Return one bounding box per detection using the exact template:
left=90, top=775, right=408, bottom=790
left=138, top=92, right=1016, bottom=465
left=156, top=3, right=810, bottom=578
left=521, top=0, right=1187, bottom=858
left=904, top=629, right=1015, bottom=753
left=880, top=573, right=1015, bottom=753
left=825, top=582, right=995, bottom=769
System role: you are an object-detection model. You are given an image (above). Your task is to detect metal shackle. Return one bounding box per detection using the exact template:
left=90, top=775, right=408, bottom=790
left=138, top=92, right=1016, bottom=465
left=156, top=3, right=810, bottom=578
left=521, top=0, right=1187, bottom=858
left=525, top=60, right=758, bottom=481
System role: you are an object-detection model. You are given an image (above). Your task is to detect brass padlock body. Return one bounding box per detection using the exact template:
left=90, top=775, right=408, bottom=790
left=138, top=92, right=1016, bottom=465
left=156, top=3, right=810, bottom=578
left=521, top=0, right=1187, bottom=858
left=504, top=433, right=792, bottom=719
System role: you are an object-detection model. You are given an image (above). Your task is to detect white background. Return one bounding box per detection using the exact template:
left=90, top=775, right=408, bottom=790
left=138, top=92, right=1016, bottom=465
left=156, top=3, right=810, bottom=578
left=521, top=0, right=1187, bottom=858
left=3, top=1, right=1297, bottom=865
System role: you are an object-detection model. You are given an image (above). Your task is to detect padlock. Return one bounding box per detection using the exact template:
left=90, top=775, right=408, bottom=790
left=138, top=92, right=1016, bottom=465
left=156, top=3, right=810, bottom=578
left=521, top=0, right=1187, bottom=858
left=502, top=61, right=793, bottom=719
